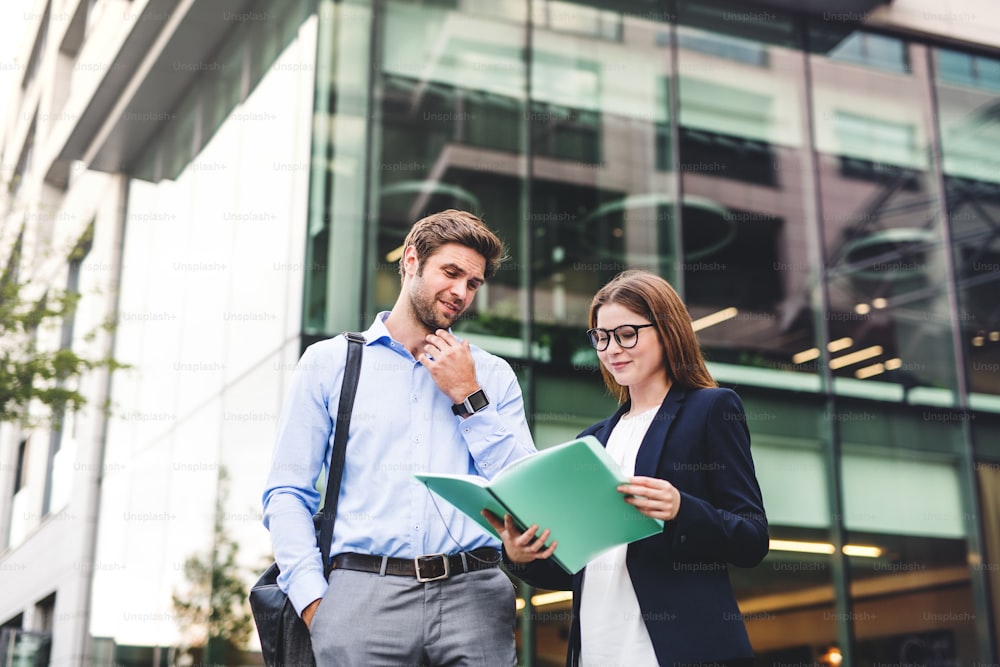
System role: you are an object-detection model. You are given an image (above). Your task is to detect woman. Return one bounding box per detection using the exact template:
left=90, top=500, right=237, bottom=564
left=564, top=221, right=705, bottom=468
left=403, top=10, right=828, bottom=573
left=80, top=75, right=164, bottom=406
left=486, top=270, right=768, bottom=667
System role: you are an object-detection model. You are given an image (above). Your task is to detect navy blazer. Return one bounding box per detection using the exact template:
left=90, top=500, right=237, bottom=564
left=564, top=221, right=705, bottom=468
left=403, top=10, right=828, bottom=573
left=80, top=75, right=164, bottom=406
left=509, top=386, right=768, bottom=667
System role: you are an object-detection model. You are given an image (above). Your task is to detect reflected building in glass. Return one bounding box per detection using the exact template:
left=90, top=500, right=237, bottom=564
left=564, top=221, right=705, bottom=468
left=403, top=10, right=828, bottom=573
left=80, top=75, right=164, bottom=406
left=1, top=0, right=999, bottom=665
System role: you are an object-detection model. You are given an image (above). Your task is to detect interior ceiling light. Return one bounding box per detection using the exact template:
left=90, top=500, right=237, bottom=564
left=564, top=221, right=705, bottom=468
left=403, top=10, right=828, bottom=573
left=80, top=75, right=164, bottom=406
left=386, top=245, right=404, bottom=263
left=855, top=363, right=884, bottom=379
left=793, top=348, right=820, bottom=364
left=769, top=539, right=882, bottom=558
left=691, top=307, right=738, bottom=332
left=829, top=345, right=883, bottom=370
left=819, top=645, right=843, bottom=666
left=828, top=337, right=853, bottom=352
left=794, top=338, right=856, bottom=364
left=518, top=541, right=885, bottom=611
left=842, top=544, right=883, bottom=558
left=770, top=539, right=834, bottom=554
left=515, top=590, right=574, bottom=610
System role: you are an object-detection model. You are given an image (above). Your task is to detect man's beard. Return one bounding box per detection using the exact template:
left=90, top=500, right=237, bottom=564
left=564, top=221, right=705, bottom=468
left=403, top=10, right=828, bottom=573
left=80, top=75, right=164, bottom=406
left=409, top=284, right=461, bottom=333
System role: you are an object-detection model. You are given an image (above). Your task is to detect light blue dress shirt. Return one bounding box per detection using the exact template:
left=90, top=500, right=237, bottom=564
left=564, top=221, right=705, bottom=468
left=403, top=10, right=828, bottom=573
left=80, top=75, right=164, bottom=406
left=262, top=312, right=536, bottom=613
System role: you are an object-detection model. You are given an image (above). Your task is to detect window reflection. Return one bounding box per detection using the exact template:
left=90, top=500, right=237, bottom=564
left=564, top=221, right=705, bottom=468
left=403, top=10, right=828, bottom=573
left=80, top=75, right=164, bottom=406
left=734, top=394, right=838, bottom=665
left=937, top=49, right=1000, bottom=93
left=811, top=27, right=957, bottom=399
left=372, top=0, right=528, bottom=347
left=528, top=0, right=675, bottom=370
left=934, top=48, right=1000, bottom=398
left=824, top=30, right=910, bottom=74
left=675, top=5, right=817, bottom=379
left=298, top=1, right=1000, bottom=665
left=838, top=403, right=979, bottom=664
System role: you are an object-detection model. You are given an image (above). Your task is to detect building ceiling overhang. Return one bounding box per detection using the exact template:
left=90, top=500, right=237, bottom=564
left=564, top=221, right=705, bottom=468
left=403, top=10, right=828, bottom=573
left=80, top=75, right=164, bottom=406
left=570, top=0, right=893, bottom=19
left=45, top=0, right=895, bottom=188
left=750, top=0, right=891, bottom=17
left=46, top=0, right=258, bottom=187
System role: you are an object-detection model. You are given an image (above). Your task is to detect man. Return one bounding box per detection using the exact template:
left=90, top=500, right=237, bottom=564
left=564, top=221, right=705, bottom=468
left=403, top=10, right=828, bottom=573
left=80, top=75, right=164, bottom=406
left=262, top=209, right=535, bottom=665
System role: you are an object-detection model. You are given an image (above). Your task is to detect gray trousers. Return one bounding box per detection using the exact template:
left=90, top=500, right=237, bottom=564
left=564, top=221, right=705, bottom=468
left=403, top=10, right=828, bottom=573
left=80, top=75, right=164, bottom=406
left=309, top=565, right=517, bottom=666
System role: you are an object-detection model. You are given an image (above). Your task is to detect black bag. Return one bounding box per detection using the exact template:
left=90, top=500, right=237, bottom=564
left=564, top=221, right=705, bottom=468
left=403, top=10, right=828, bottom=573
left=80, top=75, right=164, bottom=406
left=250, top=332, right=365, bottom=667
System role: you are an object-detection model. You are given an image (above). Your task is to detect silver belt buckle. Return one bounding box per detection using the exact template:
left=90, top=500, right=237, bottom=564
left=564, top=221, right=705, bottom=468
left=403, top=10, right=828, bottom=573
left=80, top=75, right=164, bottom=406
left=414, top=553, right=450, bottom=582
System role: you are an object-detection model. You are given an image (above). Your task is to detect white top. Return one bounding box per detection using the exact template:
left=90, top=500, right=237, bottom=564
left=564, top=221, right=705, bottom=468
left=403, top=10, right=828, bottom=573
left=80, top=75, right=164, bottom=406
left=579, top=407, right=660, bottom=667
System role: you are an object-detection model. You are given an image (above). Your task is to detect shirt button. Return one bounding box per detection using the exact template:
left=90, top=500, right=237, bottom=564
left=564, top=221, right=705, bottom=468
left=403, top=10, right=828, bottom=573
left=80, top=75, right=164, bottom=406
left=414, top=524, right=420, bottom=531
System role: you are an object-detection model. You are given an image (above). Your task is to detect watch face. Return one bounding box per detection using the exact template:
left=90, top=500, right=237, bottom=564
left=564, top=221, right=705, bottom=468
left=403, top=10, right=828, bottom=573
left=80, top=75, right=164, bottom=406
left=467, top=389, right=489, bottom=412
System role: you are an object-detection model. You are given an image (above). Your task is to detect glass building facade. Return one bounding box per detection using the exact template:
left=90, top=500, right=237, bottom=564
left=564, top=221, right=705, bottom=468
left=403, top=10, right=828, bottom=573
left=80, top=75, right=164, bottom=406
left=77, top=0, right=1000, bottom=665
left=298, top=1, right=1000, bottom=664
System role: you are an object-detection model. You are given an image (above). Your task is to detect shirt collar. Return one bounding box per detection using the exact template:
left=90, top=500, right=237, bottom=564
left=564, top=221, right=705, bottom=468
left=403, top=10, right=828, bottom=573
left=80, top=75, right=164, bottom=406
left=362, top=311, right=462, bottom=352
left=362, top=311, right=394, bottom=346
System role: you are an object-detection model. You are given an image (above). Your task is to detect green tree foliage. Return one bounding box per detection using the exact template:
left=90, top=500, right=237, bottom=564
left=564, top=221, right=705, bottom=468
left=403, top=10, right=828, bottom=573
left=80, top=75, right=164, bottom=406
left=0, top=228, right=122, bottom=425
left=171, top=468, right=254, bottom=664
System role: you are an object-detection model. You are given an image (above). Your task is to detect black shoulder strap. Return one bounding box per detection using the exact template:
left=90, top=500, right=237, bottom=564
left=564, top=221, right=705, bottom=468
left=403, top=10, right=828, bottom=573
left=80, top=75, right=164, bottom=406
left=317, top=331, right=366, bottom=577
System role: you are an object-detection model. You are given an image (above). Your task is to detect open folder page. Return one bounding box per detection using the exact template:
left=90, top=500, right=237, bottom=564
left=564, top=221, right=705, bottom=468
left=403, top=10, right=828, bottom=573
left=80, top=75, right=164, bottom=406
left=415, top=435, right=663, bottom=574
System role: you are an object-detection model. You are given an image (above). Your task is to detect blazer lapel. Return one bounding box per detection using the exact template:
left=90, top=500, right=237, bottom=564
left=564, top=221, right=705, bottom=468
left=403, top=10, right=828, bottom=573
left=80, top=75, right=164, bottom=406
left=634, top=386, right=688, bottom=477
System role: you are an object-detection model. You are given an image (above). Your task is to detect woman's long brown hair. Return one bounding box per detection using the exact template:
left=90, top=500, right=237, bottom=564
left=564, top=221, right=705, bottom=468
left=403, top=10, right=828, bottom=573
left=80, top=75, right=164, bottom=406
left=589, top=270, right=717, bottom=404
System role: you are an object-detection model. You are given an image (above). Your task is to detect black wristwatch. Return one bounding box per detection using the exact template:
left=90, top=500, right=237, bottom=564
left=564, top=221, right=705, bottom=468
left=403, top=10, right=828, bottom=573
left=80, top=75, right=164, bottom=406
left=452, top=389, right=490, bottom=416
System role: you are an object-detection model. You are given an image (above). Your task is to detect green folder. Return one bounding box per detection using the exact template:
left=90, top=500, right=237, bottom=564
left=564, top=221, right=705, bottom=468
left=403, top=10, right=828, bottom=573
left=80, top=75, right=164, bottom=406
left=415, top=435, right=664, bottom=574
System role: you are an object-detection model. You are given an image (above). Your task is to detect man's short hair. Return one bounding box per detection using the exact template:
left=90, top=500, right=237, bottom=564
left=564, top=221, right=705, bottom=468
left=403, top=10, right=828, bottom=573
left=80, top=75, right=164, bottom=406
left=398, top=209, right=507, bottom=280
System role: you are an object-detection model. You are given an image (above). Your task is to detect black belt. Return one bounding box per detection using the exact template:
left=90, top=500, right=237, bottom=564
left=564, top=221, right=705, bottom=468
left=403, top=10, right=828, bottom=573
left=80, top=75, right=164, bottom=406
left=330, top=548, right=501, bottom=582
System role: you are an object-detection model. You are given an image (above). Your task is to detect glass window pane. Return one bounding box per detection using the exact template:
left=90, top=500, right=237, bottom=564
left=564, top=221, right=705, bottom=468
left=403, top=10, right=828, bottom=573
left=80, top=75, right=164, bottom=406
left=808, top=20, right=910, bottom=73
left=975, top=450, right=1000, bottom=645
left=934, top=47, right=1000, bottom=398
left=370, top=0, right=528, bottom=351
left=811, top=28, right=958, bottom=401
left=528, top=0, right=677, bottom=371
left=527, top=0, right=678, bottom=657
left=836, top=403, right=980, bottom=664
left=675, top=4, right=819, bottom=386
left=937, top=48, right=1000, bottom=93
left=732, top=392, right=839, bottom=664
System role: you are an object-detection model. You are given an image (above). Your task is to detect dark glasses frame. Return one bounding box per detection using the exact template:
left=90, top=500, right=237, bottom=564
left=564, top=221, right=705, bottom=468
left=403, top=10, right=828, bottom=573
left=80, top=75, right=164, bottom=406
left=585, top=323, right=656, bottom=351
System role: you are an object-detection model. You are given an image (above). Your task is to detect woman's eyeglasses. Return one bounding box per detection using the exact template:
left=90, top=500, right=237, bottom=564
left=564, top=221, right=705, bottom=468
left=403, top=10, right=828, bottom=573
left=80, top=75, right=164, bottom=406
left=586, top=324, right=655, bottom=351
